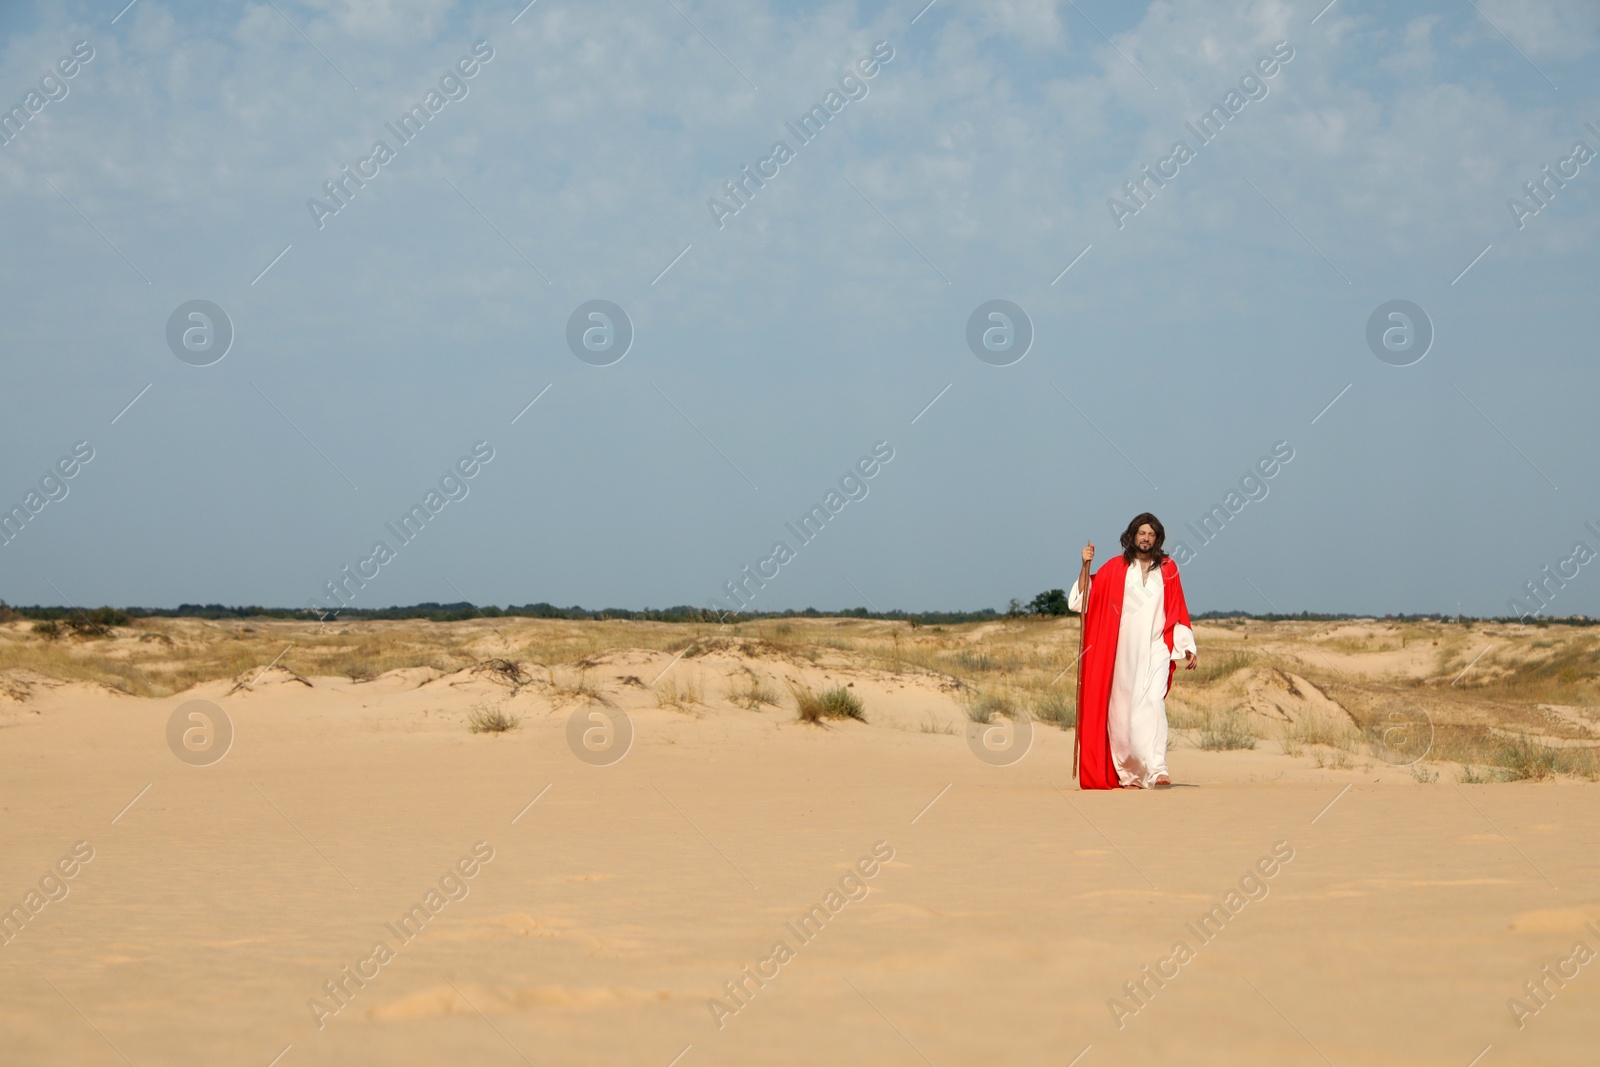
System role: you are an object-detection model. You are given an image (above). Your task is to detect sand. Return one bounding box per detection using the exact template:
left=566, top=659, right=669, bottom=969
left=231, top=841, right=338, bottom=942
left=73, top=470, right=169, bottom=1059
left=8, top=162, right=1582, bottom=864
left=2, top=627, right=1598, bottom=1065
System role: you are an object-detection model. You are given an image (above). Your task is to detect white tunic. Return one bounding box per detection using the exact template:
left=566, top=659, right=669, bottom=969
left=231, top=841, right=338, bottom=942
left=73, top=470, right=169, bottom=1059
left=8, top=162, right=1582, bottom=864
left=1070, top=562, right=1197, bottom=788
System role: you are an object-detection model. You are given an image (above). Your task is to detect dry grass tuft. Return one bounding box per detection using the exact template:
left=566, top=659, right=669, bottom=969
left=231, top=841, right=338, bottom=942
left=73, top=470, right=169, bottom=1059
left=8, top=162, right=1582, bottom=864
left=1429, top=725, right=1600, bottom=782
left=654, top=674, right=705, bottom=711
left=793, top=684, right=864, bottom=723
left=548, top=667, right=602, bottom=704
left=963, top=690, right=1018, bottom=724
left=1188, top=650, right=1252, bottom=684
left=1283, top=711, right=1359, bottom=750
left=728, top=671, right=781, bottom=710
left=1494, top=735, right=1576, bottom=781
left=1166, top=699, right=1210, bottom=731
left=467, top=702, right=520, bottom=733
left=1200, top=711, right=1258, bottom=751
left=1313, top=747, right=1356, bottom=770
left=1030, top=689, right=1075, bottom=730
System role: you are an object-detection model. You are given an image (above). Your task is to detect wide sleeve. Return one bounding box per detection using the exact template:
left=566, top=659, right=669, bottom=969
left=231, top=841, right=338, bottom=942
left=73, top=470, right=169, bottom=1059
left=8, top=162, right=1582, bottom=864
left=1068, top=573, right=1088, bottom=613
left=1164, top=560, right=1195, bottom=660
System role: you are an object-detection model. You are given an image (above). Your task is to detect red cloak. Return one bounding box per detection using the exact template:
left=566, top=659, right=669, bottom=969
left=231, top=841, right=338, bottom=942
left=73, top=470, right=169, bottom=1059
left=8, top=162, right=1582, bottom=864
left=1074, top=556, right=1192, bottom=790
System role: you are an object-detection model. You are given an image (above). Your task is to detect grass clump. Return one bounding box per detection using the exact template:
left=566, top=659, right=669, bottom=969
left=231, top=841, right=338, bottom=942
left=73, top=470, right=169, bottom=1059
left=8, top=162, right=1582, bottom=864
left=1284, top=711, right=1358, bottom=750
left=654, top=674, right=704, bottom=711
left=548, top=666, right=602, bottom=703
left=324, top=641, right=430, bottom=683
left=342, top=657, right=377, bottom=682
left=1563, top=746, right=1600, bottom=781
left=1030, top=689, right=1074, bottom=730
left=467, top=702, right=520, bottom=734
left=964, top=690, right=1017, bottom=724
left=1495, top=735, right=1563, bottom=781
left=1188, top=650, right=1250, bottom=685
left=1431, top=725, right=1600, bottom=782
left=1314, top=747, right=1354, bottom=770
left=951, top=649, right=1020, bottom=673
left=729, top=672, right=781, bottom=710
left=793, top=684, right=865, bottom=723
left=1199, top=711, right=1258, bottom=751
left=1279, top=709, right=1358, bottom=767
left=1503, top=735, right=1600, bottom=781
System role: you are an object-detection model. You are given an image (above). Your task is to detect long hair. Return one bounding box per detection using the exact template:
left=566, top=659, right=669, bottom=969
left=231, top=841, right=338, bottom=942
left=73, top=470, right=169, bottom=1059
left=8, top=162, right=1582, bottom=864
left=1120, top=512, right=1167, bottom=565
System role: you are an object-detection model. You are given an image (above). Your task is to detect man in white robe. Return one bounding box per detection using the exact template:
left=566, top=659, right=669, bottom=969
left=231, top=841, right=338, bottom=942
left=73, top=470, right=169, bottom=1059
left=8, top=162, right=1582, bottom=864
left=1069, top=516, right=1197, bottom=788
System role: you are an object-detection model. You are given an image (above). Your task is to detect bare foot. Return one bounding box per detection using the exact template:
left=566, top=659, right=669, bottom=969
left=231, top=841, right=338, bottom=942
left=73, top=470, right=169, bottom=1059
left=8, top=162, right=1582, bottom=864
left=1151, top=774, right=1172, bottom=788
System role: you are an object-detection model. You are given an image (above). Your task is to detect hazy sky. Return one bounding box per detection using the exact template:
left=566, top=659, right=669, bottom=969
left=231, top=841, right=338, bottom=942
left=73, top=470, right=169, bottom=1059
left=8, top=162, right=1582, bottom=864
left=1, top=0, right=1597, bottom=617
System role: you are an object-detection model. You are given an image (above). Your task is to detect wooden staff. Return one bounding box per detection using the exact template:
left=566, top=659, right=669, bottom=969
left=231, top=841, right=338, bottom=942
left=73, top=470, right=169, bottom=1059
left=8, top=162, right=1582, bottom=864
left=1073, top=592, right=1086, bottom=783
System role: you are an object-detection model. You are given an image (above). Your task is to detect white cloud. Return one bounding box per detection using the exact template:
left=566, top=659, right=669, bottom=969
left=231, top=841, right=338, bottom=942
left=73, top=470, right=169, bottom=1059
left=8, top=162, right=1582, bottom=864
left=1477, top=0, right=1600, bottom=61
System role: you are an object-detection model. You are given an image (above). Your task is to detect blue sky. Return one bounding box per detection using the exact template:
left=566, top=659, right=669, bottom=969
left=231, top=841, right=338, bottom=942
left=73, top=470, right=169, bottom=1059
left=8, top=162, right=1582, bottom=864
left=1, top=0, right=1597, bottom=617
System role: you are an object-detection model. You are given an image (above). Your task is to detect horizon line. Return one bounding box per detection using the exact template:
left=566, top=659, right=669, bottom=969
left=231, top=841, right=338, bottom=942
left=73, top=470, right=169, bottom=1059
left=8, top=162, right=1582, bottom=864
left=2, top=601, right=1589, bottom=626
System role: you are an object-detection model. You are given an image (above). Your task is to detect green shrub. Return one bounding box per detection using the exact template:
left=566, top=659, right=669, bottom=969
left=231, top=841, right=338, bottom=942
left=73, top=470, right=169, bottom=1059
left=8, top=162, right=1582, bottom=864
left=64, top=607, right=130, bottom=636
left=1027, top=589, right=1070, bottom=616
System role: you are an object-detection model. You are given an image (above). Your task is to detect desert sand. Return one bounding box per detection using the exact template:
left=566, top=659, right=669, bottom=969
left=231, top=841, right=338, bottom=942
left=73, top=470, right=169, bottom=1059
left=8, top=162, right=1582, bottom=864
left=2, top=615, right=1597, bottom=1065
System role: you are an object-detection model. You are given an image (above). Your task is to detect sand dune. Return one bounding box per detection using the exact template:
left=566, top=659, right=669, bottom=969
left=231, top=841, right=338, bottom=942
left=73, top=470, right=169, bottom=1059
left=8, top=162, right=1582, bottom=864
left=2, top=616, right=1597, bottom=1064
